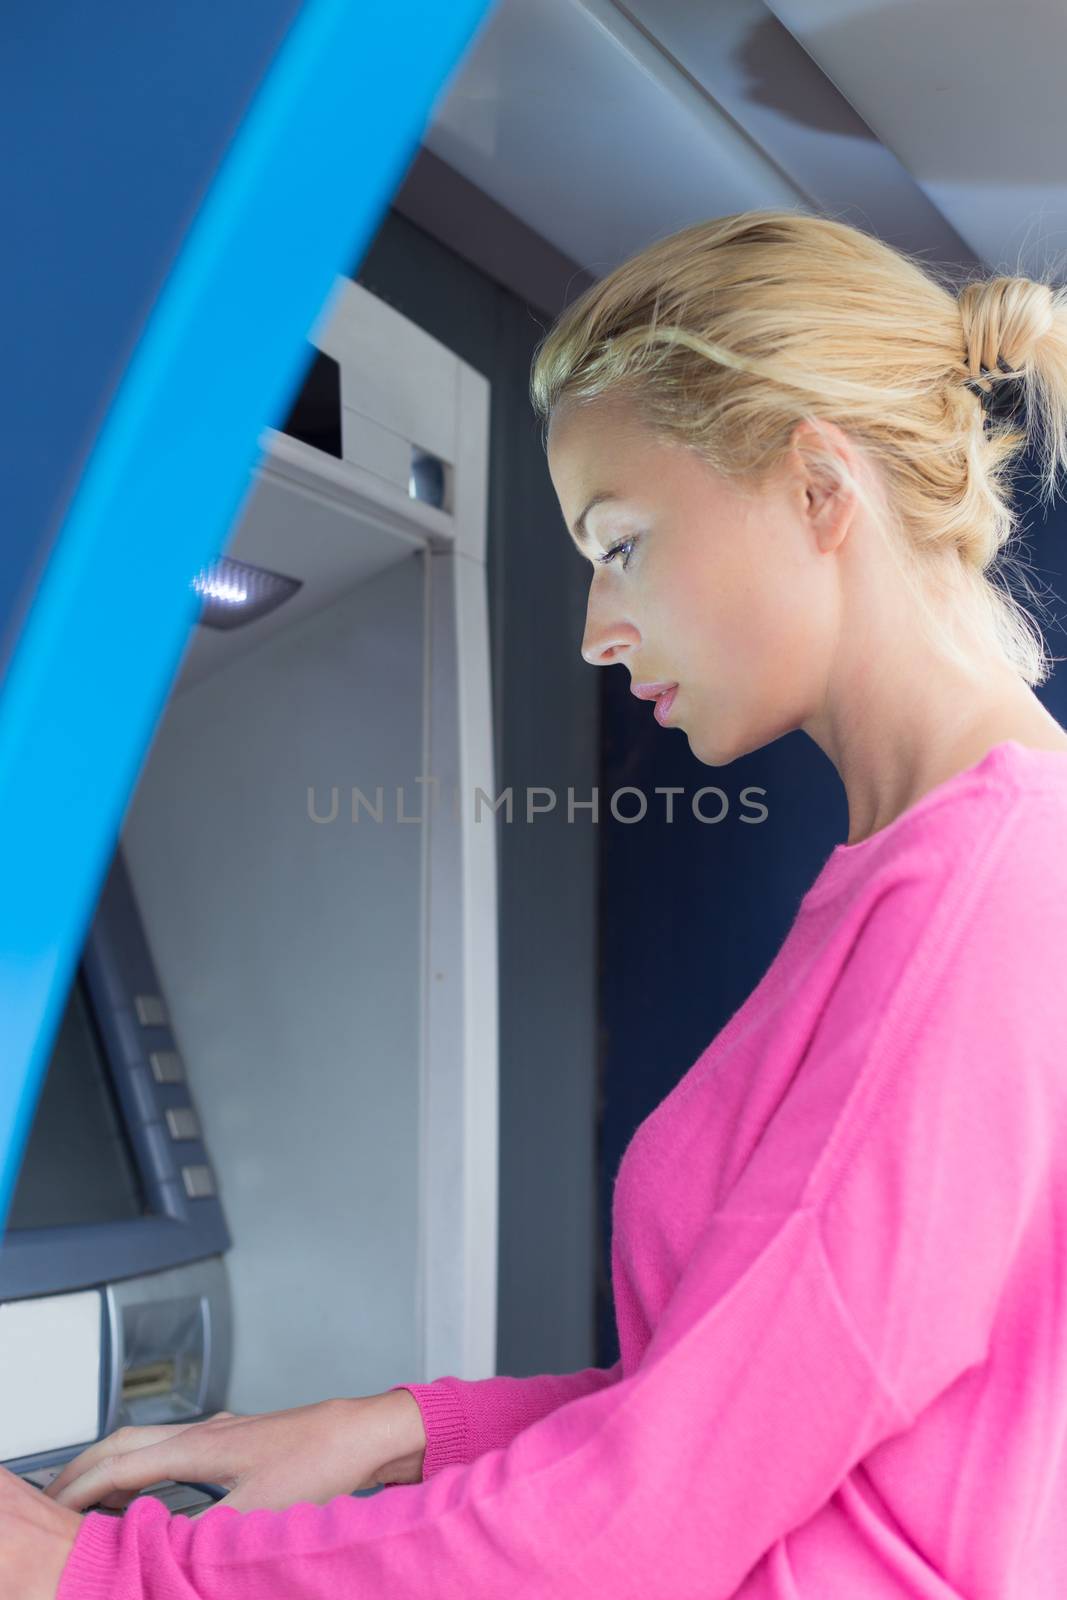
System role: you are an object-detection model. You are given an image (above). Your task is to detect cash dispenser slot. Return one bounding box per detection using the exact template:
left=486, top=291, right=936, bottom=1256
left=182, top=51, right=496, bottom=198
left=122, top=1358, right=177, bottom=1403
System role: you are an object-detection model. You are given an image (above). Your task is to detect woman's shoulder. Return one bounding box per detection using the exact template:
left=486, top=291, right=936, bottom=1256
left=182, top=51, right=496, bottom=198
left=802, top=736, right=1067, bottom=918
left=898, top=737, right=1067, bottom=920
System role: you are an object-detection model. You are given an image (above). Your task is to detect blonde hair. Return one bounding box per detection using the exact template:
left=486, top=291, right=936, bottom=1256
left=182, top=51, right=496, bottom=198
left=529, top=208, right=1067, bottom=687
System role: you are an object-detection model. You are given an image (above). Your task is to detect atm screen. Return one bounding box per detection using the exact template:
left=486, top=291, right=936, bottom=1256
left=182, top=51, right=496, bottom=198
left=6, top=973, right=148, bottom=1230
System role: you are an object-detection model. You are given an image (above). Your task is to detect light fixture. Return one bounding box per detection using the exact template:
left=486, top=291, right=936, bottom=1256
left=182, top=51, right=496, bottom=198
left=190, top=556, right=302, bottom=631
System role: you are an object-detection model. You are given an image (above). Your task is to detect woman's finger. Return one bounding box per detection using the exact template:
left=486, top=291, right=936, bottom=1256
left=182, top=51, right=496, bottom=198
left=95, top=1489, right=138, bottom=1510
left=51, top=1432, right=233, bottom=1513
left=44, top=1413, right=238, bottom=1504
left=43, top=1423, right=196, bottom=1501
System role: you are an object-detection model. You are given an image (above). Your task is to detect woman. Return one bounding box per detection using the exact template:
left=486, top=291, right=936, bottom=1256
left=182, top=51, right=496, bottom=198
left=8, top=207, right=1067, bottom=1598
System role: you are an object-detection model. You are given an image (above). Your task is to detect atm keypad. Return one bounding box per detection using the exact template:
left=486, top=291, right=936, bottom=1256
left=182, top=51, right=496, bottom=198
left=21, top=1466, right=219, bottom=1517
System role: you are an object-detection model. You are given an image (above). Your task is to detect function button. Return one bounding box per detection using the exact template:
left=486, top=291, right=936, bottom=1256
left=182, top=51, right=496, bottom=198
left=149, top=1050, right=185, bottom=1085
left=181, top=1165, right=216, bottom=1200
left=134, top=994, right=170, bottom=1027
left=165, top=1107, right=201, bottom=1142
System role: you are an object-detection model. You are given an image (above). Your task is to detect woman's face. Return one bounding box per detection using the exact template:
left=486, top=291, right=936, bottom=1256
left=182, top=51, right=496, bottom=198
left=545, top=392, right=850, bottom=766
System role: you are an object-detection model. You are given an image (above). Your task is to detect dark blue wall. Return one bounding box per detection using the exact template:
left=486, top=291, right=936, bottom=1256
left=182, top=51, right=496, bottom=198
left=595, top=450, right=1067, bottom=1366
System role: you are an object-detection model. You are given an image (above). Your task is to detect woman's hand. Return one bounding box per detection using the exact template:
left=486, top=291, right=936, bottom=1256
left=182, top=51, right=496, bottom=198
left=43, top=1389, right=427, bottom=1514
left=0, top=1463, right=80, bottom=1600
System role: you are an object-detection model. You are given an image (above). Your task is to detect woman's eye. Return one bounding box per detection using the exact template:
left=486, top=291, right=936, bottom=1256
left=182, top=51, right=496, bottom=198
left=597, top=537, right=636, bottom=570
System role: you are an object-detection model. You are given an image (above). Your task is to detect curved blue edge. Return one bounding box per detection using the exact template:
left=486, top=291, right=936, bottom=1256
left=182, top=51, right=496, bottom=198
left=0, top=0, right=497, bottom=1231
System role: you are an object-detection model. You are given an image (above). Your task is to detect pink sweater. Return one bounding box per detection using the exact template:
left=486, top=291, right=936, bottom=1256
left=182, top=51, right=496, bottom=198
left=58, top=737, right=1067, bottom=1598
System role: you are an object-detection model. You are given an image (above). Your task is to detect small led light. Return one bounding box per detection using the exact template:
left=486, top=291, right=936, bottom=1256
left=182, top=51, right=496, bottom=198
left=192, top=574, right=248, bottom=605
left=191, top=557, right=302, bottom=631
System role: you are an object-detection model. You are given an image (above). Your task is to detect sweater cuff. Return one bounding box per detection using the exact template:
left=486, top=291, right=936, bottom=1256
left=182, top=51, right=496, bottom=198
left=56, top=1509, right=133, bottom=1600
left=388, top=1379, right=469, bottom=1479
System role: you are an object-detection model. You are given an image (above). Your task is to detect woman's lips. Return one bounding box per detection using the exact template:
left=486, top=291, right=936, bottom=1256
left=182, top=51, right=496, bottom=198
left=653, top=685, right=678, bottom=725
left=630, top=681, right=680, bottom=726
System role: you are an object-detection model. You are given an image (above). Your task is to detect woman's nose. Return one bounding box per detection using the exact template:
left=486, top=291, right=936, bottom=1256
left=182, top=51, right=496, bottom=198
left=580, top=607, right=640, bottom=667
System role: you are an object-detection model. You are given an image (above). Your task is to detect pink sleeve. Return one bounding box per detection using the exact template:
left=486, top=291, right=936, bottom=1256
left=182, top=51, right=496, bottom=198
left=388, top=1361, right=623, bottom=1478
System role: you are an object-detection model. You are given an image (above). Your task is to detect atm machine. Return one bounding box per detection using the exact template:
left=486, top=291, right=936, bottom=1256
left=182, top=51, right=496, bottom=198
left=0, top=278, right=499, bottom=1514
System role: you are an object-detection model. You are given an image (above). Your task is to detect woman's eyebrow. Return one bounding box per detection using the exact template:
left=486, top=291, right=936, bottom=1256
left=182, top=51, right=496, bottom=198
left=573, top=491, right=620, bottom=550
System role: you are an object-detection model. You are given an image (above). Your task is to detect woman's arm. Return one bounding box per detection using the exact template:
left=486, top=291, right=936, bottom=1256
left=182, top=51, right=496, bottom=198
left=387, top=1360, right=624, bottom=1479
left=55, top=1206, right=911, bottom=1600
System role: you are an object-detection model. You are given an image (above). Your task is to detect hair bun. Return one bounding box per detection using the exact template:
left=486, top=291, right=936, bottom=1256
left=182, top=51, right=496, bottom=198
left=958, top=276, right=1054, bottom=395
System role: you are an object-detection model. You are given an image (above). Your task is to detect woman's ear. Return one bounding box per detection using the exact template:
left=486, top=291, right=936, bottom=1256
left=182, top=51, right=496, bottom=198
left=788, top=419, right=859, bottom=557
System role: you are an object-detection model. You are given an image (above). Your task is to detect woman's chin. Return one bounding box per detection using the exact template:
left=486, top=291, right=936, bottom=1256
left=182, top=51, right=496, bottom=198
left=686, top=722, right=742, bottom=768
left=688, top=734, right=728, bottom=767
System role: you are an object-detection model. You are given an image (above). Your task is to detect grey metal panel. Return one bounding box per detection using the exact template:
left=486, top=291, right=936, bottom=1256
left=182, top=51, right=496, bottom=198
left=620, top=0, right=978, bottom=272
left=419, top=543, right=499, bottom=1379
left=354, top=209, right=600, bottom=1377
left=421, top=0, right=805, bottom=275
